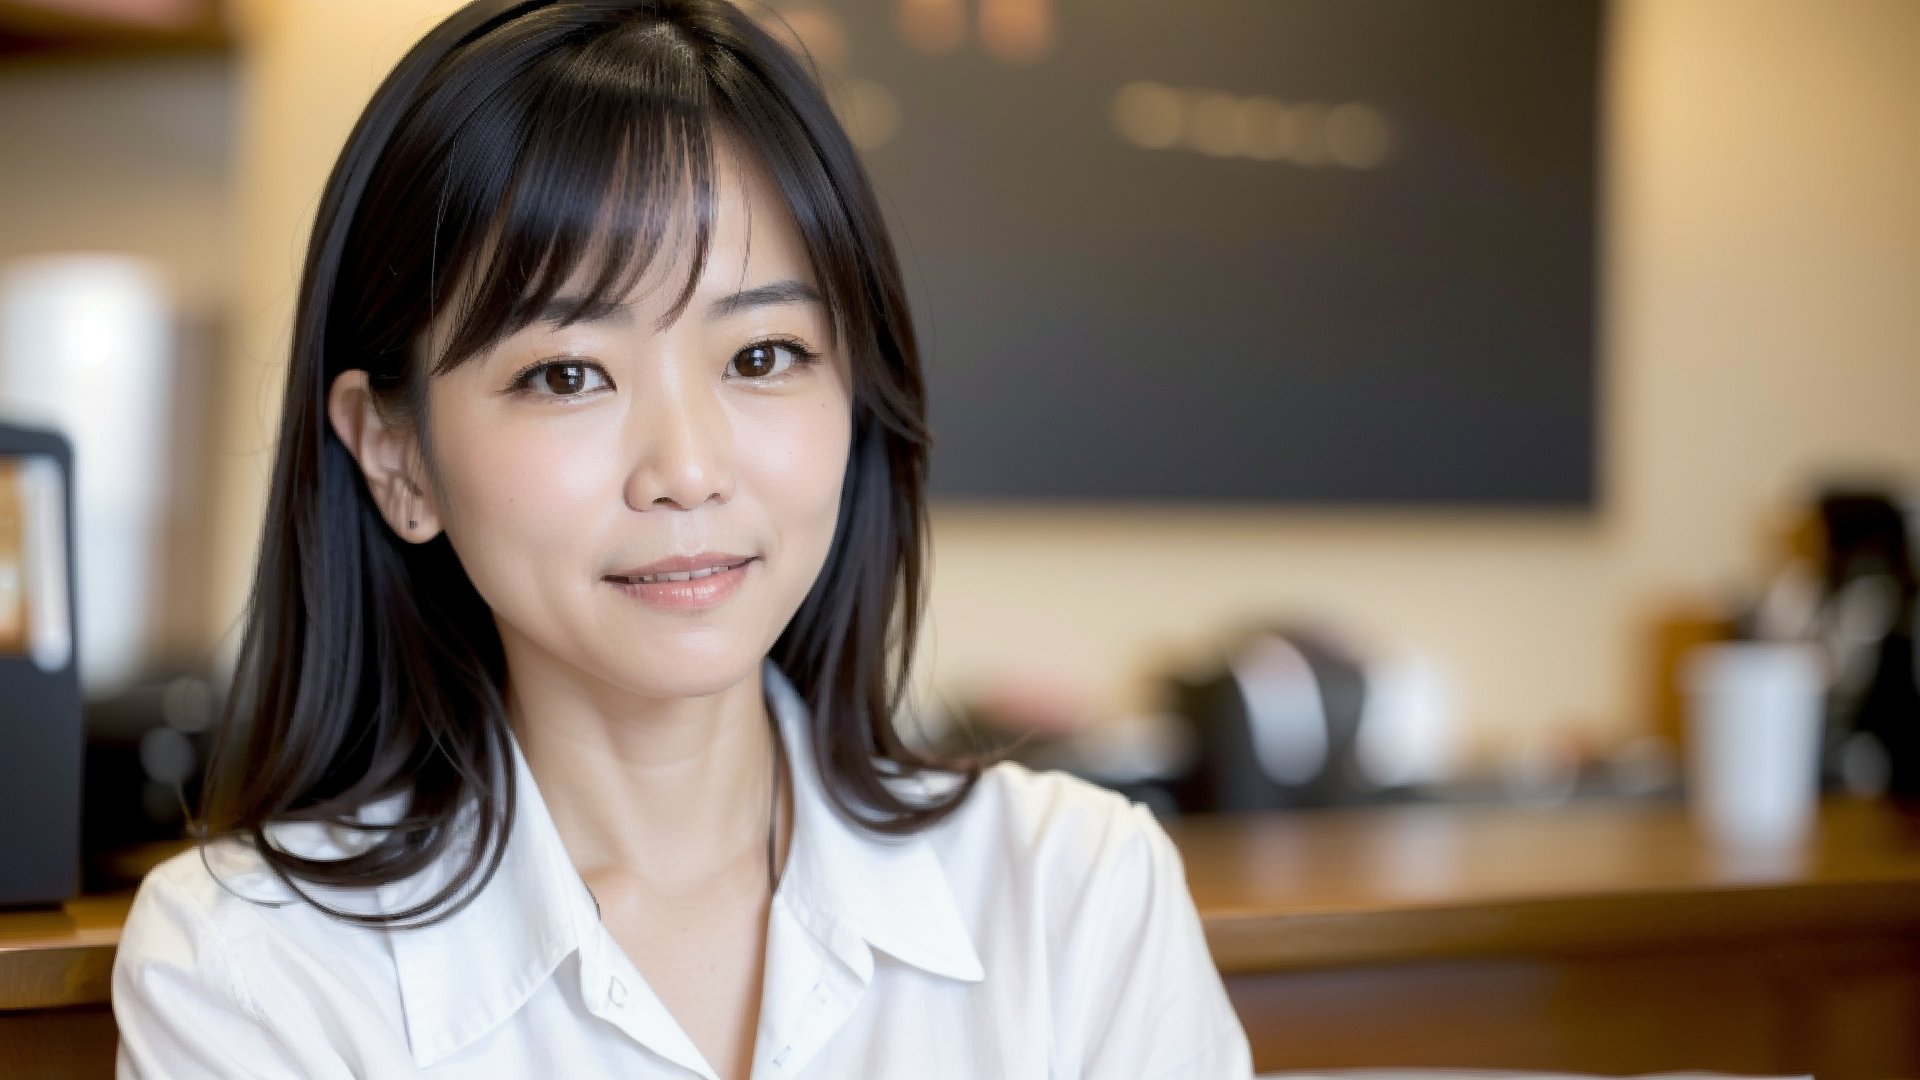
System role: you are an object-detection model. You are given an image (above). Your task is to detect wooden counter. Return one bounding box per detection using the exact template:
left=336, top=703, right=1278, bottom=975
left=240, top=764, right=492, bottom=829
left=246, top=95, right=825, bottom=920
left=1167, top=795, right=1920, bottom=1078
left=5, top=797, right=1918, bottom=1077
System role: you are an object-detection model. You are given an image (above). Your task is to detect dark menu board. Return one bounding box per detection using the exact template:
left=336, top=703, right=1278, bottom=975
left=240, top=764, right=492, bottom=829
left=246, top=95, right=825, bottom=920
left=779, top=0, right=1600, bottom=505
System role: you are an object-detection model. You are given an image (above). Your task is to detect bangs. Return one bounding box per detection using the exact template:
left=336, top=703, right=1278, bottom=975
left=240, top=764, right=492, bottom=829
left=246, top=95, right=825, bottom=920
left=410, top=14, right=836, bottom=375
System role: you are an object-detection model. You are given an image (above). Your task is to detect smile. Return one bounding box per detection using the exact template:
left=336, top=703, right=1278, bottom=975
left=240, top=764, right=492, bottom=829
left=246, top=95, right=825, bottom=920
left=610, top=559, right=751, bottom=585
left=605, top=558, right=757, bottom=611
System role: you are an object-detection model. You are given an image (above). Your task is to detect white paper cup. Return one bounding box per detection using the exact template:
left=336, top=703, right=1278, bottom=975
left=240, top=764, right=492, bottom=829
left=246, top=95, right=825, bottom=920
left=1682, top=641, right=1826, bottom=853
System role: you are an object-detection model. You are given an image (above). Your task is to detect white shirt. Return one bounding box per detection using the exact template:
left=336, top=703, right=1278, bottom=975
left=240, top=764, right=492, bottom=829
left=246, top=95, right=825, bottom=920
left=113, top=657, right=1255, bottom=1078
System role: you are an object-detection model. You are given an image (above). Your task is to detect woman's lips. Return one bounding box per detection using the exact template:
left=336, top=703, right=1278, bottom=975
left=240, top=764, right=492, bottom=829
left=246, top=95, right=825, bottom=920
left=609, top=551, right=757, bottom=581
left=606, top=557, right=756, bottom=610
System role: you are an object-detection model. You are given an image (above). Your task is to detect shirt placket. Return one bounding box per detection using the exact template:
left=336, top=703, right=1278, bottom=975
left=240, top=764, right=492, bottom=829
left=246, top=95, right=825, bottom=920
left=753, top=894, right=870, bottom=1079
left=576, top=905, right=720, bottom=1078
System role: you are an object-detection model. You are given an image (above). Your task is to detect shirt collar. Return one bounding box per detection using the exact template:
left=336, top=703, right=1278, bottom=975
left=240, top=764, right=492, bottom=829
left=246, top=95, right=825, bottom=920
left=767, top=656, right=985, bottom=986
left=377, top=657, right=983, bottom=1069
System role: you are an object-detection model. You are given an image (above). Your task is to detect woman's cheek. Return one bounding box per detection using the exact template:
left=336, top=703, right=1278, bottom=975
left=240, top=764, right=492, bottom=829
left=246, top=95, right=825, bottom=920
left=436, top=410, right=613, bottom=607
left=750, top=396, right=846, bottom=504
left=769, top=400, right=852, bottom=579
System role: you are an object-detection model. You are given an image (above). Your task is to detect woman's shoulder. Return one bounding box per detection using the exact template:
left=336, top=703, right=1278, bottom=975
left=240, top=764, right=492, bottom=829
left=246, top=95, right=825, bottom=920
left=134, top=781, right=421, bottom=922
left=117, top=812, right=409, bottom=984
left=134, top=834, right=290, bottom=917
left=921, top=762, right=1253, bottom=1077
left=965, top=758, right=1152, bottom=834
left=920, top=759, right=1184, bottom=898
left=114, top=822, right=422, bottom=1074
left=122, top=837, right=356, bottom=958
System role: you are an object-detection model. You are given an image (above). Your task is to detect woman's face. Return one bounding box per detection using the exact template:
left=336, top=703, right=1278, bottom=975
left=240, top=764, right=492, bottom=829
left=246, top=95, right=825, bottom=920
left=407, top=139, right=853, bottom=703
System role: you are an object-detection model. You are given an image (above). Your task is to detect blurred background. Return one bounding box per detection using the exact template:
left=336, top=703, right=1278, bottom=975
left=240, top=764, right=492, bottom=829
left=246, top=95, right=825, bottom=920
left=1, top=0, right=1917, bottom=1075
left=2, top=0, right=1914, bottom=835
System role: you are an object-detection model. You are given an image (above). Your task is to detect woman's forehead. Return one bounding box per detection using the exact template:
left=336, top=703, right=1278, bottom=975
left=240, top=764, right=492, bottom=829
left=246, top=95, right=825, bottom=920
left=585, top=136, right=816, bottom=313
left=425, top=133, right=822, bottom=356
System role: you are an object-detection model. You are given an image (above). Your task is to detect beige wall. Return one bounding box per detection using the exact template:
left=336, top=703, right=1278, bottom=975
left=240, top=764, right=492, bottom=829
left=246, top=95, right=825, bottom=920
left=209, top=0, right=1920, bottom=764
left=0, top=53, right=234, bottom=314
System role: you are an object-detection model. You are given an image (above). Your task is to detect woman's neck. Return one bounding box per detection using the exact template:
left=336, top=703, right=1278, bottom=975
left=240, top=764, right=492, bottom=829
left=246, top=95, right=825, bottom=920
left=503, top=654, right=785, bottom=895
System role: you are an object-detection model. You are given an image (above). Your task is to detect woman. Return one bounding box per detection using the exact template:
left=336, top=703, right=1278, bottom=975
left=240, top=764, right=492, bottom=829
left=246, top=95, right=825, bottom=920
left=111, top=1, right=1254, bottom=1076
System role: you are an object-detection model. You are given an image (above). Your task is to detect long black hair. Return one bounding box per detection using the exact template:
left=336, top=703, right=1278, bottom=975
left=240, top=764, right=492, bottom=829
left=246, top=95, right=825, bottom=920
left=199, top=0, right=997, bottom=928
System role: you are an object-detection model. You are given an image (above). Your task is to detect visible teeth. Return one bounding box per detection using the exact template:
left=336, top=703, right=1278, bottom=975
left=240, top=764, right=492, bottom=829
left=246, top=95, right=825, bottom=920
left=631, top=563, right=737, bottom=584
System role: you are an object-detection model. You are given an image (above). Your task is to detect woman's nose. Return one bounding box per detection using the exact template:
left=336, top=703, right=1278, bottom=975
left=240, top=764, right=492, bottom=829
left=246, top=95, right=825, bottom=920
left=620, top=361, right=734, bottom=512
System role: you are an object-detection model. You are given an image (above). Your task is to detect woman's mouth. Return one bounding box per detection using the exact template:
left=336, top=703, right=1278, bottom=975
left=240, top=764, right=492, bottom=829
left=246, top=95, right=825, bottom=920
left=609, top=558, right=751, bottom=585
left=605, top=557, right=757, bottom=610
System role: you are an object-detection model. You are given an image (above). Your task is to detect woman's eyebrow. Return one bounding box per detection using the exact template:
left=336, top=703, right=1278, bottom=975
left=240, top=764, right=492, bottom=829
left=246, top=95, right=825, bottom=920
left=705, top=278, right=822, bottom=320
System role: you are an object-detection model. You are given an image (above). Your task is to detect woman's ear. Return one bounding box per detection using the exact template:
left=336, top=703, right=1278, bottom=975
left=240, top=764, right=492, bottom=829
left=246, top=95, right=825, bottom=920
left=326, top=370, right=444, bottom=542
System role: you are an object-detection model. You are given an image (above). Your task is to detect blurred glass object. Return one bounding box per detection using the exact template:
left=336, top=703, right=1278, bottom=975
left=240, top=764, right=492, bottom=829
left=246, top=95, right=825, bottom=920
left=1231, top=633, right=1330, bottom=785
left=0, top=254, right=174, bottom=694
left=1682, top=641, right=1825, bottom=855
left=1357, top=649, right=1458, bottom=790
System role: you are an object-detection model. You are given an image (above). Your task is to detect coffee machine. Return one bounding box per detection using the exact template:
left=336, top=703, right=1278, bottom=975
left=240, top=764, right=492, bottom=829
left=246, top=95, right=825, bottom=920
left=0, top=421, right=83, bottom=907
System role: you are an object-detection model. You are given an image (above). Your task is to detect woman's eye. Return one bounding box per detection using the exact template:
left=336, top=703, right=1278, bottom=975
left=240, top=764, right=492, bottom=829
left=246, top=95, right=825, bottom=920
left=515, top=360, right=610, bottom=398
left=729, top=339, right=818, bottom=381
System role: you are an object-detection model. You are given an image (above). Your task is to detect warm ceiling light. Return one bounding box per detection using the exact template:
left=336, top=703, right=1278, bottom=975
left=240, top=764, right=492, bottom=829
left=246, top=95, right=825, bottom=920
left=897, top=0, right=964, bottom=57
left=832, top=78, right=902, bottom=151
left=1110, top=82, right=1184, bottom=151
left=1326, top=103, right=1394, bottom=169
left=755, top=5, right=849, bottom=74
left=979, top=0, right=1053, bottom=64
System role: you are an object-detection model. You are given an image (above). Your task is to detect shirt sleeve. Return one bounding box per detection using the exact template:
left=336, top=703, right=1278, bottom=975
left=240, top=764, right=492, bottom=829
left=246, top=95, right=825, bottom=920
left=1062, top=798, right=1256, bottom=1080
left=112, top=864, right=339, bottom=1079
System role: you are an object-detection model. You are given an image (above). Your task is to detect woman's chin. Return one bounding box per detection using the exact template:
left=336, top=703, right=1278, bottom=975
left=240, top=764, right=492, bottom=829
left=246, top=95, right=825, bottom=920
left=595, top=643, right=772, bottom=701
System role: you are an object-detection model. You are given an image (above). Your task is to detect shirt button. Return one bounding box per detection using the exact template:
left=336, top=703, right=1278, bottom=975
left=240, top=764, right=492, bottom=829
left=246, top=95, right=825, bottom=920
left=608, top=977, right=628, bottom=1008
